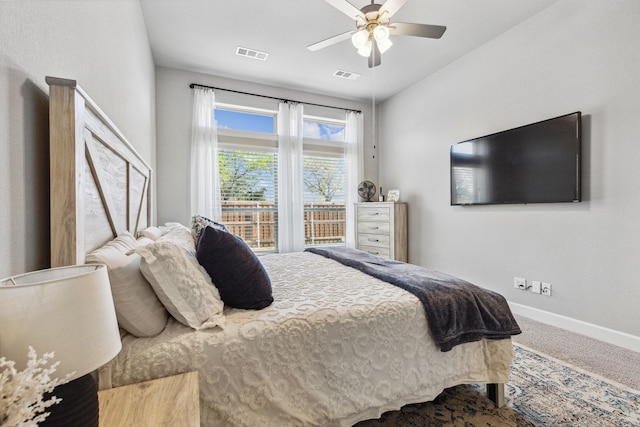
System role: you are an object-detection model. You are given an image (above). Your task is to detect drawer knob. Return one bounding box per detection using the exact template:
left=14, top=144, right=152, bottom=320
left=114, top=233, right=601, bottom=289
left=368, top=226, right=379, bottom=230
left=368, top=212, right=379, bottom=216
left=368, top=238, right=379, bottom=242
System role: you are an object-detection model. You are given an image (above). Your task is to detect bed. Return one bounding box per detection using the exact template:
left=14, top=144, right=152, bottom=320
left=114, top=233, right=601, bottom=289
left=47, top=76, right=518, bottom=426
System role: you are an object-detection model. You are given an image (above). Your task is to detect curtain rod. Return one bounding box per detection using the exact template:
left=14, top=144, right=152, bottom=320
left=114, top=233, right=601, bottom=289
left=189, top=83, right=362, bottom=114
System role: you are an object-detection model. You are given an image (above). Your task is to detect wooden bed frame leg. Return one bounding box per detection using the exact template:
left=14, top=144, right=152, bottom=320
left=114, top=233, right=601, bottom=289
left=486, top=383, right=505, bottom=408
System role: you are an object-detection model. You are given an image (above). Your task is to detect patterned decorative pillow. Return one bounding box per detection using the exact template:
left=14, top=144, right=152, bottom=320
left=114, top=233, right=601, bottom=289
left=86, top=231, right=169, bottom=337
left=191, top=215, right=228, bottom=242
left=196, top=226, right=273, bottom=310
left=133, top=241, right=225, bottom=330
left=157, top=224, right=196, bottom=256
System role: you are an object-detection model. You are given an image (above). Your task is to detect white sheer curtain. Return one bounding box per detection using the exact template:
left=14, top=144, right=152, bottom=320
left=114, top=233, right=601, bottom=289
left=190, top=87, right=221, bottom=220
left=345, top=111, right=364, bottom=248
left=277, top=102, right=305, bottom=253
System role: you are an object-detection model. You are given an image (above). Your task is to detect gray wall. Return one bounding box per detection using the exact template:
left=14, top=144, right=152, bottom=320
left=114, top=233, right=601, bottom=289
left=155, top=66, right=375, bottom=225
left=0, top=1, right=156, bottom=278
left=378, top=1, right=640, bottom=337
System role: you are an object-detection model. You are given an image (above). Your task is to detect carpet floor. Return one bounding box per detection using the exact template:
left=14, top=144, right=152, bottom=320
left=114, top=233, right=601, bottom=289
left=355, top=343, right=640, bottom=426
left=512, top=315, right=640, bottom=391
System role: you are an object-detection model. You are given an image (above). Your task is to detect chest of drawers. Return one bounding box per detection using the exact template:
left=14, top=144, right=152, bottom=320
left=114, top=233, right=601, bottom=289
left=355, top=202, right=407, bottom=262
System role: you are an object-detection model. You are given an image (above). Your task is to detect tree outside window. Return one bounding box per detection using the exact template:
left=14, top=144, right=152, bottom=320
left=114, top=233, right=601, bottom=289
left=219, top=150, right=272, bottom=201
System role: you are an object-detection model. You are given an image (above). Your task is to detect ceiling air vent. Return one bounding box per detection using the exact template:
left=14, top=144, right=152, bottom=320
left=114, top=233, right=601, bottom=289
left=236, top=46, right=268, bottom=61
left=333, top=70, right=360, bottom=80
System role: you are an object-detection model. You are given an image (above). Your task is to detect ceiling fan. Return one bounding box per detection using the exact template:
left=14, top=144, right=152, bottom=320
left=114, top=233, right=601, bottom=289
left=307, top=0, right=446, bottom=68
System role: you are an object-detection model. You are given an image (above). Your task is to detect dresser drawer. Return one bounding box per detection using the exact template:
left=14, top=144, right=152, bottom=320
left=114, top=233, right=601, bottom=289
left=357, top=233, right=390, bottom=248
left=357, top=245, right=391, bottom=258
left=357, top=206, right=391, bottom=222
left=357, top=221, right=390, bottom=235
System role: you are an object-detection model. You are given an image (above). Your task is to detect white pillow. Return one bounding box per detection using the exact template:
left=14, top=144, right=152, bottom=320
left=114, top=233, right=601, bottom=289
left=86, top=231, right=169, bottom=337
left=159, top=222, right=189, bottom=235
left=133, top=242, right=225, bottom=330
left=137, top=226, right=162, bottom=241
left=137, top=236, right=155, bottom=246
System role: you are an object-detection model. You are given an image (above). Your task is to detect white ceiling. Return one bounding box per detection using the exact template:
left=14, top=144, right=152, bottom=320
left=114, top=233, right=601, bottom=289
left=140, top=0, right=558, bottom=102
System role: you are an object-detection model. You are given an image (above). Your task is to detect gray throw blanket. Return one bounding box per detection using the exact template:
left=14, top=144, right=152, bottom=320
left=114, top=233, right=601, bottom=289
left=305, top=247, right=521, bottom=352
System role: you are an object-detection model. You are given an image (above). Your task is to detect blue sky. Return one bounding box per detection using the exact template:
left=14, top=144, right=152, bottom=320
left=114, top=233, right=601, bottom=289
left=215, top=109, right=345, bottom=141
left=215, top=109, right=274, bottom=133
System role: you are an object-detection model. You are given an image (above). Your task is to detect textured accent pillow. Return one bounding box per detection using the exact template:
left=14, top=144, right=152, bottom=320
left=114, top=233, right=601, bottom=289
left=134, top=242, right=225, bottom=330
left=191, top=214, right=228, bottom=243
left=157, top=224, right=197, bottom=256
left=196, top=226, right=273, bottom=310
left=86, top=231, right=169, bottom=337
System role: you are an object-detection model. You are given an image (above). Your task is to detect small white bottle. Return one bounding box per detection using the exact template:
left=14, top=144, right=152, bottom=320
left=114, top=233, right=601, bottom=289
left=378, top=187, right=385, bottom=202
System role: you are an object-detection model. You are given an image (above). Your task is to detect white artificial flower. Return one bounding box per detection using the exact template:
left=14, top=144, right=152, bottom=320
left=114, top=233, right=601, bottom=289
left=0, top=347, right=73, bottom=427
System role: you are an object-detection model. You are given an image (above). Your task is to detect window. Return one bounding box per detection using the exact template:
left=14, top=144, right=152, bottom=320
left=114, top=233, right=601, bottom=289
left=218, top=148, right=278, bottom=251
left=302, top=116, right=347, bottom=247
left=215, top=104, right=348, bottom=252
left=216, top=105, right=278, bottom=252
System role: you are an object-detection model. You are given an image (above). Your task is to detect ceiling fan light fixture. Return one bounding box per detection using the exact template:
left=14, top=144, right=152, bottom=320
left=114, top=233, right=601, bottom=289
left=357, top=41, right=372, bottom=57
left=377, top=37, right=393, bottom=54
left=372, top=25, right=390, bottom=42
left=351, top=29, right=370, bottom=49
left=311, top=0, right=446, bottom=67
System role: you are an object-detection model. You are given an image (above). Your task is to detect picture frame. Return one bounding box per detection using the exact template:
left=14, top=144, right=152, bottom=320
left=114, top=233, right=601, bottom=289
left=387, top=189, right=400, bottom=202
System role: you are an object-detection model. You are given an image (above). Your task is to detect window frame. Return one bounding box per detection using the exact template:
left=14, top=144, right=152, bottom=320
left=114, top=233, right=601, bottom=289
left=214, top=102, right=349, bottom=251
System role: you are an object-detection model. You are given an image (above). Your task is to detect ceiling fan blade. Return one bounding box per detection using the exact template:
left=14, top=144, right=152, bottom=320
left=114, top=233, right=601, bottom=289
left=307, top=30, right=355, bottom=51
left=324, top=0, right=365, bottom=21
left=390, top=22, right=446, bottom=39
left=379, top=0, right=407, bottom=19
left=368, top=39, right=382, bottom=68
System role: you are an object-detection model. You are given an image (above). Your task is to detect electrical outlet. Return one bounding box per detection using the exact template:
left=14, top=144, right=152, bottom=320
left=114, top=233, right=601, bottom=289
left=514, top=277, right=527, bottom=290
left=541, top=282, right=552, bottom=296
left=531, top=281, right=541, bottom=294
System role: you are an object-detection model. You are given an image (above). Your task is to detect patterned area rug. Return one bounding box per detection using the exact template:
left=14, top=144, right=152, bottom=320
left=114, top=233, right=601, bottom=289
left=356, top=343, right=640, bottom=426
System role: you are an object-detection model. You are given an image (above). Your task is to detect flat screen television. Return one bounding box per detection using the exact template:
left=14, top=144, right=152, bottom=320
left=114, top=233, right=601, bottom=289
left=450, top=112, right=582, bottom=206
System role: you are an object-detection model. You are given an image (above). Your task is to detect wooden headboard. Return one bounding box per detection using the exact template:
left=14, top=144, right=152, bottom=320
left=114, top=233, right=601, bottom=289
left=47, top=77, right=152, bottom=267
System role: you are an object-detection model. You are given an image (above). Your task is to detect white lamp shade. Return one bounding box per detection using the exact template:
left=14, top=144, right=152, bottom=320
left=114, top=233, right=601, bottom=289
left=378, top=37, right=393, bottom=54
left=0, top=264, right=121, bottom=381
left=373, top=25, right=390, bottom=41
left=351, top=29, right=370, bottom=49
left=357, top=41, right=372, bottom=57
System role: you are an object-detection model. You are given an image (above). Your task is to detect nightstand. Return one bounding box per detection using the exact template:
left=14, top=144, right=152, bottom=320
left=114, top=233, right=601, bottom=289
left=98, top=371, right=199, bottom=426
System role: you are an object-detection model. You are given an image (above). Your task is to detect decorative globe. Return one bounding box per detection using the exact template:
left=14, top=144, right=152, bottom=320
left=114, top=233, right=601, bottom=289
left=357, top=180, right=376, bottom=201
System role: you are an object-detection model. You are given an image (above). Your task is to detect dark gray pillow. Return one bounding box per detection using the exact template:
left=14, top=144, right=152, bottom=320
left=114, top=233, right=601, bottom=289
left=196, top=226, right=273, bottom=310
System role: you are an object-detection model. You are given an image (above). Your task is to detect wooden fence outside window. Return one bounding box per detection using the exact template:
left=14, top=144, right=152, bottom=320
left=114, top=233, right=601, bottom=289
left=221, top=201, right=345, bottom=250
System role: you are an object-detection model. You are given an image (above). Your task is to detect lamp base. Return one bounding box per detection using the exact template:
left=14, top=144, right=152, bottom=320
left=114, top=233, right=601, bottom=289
left=40, top=373, right=98, bottom=427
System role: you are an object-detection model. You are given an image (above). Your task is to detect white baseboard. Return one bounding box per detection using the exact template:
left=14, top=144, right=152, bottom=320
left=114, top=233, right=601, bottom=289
left=508, top=302, right=640, bottom=354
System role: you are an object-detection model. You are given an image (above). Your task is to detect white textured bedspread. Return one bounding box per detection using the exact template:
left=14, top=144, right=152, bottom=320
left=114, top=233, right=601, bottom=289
left=107, top=252, right=513, bottom=426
